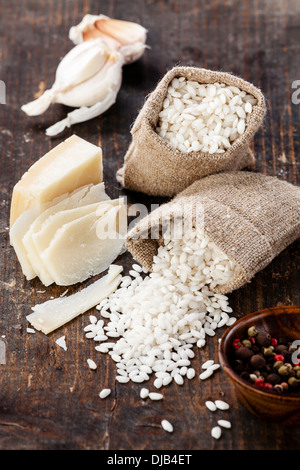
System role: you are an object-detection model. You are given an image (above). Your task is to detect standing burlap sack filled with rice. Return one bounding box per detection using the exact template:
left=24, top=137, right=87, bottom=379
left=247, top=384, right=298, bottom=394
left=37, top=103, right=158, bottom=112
left=125, top=171, right=300, bottom=294
left=117, top=66, right=266, bottom=197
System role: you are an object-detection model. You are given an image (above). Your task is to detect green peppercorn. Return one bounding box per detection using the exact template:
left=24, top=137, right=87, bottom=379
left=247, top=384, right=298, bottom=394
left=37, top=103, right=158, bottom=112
left=242, top=339, right=252, bottom=348
left=288, top=377, right=300, bottom=388
left=273, top=360, right=284, bottom=371
left=248, top=326, right=258, bottom=337
left=263, top=347, right=274, bottom=357
left=278, top=365, right=289, bottom=376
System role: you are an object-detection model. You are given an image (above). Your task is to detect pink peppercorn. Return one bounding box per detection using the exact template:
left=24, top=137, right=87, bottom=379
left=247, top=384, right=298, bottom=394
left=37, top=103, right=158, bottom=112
left=254, top=378, right=265, bottom=387
left=233, top=338, right=241, bottom=349
left=274, top=354, right=285, bottom=362
left=264, top=382, right=273, bottom=391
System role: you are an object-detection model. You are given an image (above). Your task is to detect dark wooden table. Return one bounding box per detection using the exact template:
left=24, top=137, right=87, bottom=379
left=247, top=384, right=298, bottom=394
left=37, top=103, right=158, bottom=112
left=0, top=0, right=299, bottom=451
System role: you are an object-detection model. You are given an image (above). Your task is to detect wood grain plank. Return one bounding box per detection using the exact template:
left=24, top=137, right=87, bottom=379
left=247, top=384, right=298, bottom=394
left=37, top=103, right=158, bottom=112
left=0, top=0, right=299, bottom=451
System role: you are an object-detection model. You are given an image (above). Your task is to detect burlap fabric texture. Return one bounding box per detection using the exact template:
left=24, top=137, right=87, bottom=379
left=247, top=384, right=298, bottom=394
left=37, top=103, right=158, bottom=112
left=125, top=171, right=300, bottom=295
left=117, top=66, right=266, bottom=197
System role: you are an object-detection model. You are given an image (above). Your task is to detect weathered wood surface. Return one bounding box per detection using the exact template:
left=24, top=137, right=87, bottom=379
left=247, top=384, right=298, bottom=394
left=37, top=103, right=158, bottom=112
left=0, top=0, right=299, bottom=450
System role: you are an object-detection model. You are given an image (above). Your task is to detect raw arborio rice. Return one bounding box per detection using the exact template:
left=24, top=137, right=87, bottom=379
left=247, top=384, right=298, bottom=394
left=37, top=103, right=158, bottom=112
left=125, top=171, right=300, bottom=294
left=156, top=78, right=257, bottom=155
left=117, top=66, right=266, bottom=197
left=84, top=220, right=236, bottom=388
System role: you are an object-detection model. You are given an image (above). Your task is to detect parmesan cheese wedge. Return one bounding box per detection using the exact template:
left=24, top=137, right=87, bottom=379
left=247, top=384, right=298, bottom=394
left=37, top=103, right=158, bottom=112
left=10, top=182, right=109, bottom=281
left=29, top=200, right=117, bottom=286
left=22, top=189, right=111, bottom=286
left=26, top=264, right=123, bottom=334
left=10, top=186, right=90, bottom=280
left=10, top=134, right=103, bottom=227
left=40, top=199, right=126, bottom=285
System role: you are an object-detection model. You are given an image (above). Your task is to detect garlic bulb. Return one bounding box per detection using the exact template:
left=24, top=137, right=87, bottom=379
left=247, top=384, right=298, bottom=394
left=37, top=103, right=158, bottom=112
left=69, top=14, right=148, bottom=64
left=21, top=39, right=123, bottom=136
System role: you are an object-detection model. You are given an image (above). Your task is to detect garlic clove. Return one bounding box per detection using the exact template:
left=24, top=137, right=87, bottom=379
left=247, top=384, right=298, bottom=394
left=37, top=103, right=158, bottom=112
left=69, top=14, right=148, bottom=64
left=94, top=17, right=147, bottom=46
left=54, top=50, right=123, bottom=108
left=83, top=28, right=121, bottom=51
left=21, top=40, right=122, bottom=119
left=53, top=39, right=110, bottom=91
left=45, top=52, right=123, bottom=136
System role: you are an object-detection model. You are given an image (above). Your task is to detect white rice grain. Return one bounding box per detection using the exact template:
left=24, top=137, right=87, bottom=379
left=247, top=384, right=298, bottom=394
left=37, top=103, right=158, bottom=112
left=161, top=419, right=174, bottom=433
left=217, top=419, right=232, bottom=429
left=215, top=400, right=230, bottom=410
left=211, top=426, right=222, bottom=440
left=99, top=388, right=111, bottom=399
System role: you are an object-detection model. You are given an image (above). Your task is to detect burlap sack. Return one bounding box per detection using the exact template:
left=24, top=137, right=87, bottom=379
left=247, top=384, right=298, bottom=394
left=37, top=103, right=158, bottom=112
left=125, top=171, right=300, bottom=294
left=117, top=66, right=266, bottom=197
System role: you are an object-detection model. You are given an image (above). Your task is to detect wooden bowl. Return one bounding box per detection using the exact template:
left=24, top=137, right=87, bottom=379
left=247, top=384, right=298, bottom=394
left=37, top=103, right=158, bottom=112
left=218, top=305, right=300, bottom=425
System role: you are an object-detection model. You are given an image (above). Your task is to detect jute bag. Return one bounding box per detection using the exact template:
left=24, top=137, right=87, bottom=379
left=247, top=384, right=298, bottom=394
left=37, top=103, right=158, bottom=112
left=117, top=66, right=266, bottom=197
left=125, top=171, right=300, bottom=294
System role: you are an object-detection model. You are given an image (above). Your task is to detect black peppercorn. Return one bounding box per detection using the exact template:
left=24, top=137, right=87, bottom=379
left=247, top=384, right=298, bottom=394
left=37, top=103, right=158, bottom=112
left=256, top=331, right=272, bottom=347
left=235, top=346, right=254, bottom=361
left=265, top=373, right=281, bottom=385
left=274, top=344, right=288, bottom=356
left=250, top=354, right=266, bottom=370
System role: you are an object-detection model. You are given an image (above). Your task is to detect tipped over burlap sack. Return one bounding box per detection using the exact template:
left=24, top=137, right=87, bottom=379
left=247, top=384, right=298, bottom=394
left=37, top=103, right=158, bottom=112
left=125, top=171, right=300, bottom=294
left=117, top=66, right=266, bottom=197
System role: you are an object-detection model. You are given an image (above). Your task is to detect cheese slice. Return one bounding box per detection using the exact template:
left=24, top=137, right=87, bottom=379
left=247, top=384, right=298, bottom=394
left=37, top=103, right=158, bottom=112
left=40, top=199, right=127, bottom=286
left=26, top=264, right=123, bottom=334
left=10, top=186, right=90, bottom=280
left=10, top=182, right=108, bottom=281
left=10, top=134, right=103, bottom=227
left=21, top=183, right=109, bottom=283
left=30, top=200, right=116, bottom=286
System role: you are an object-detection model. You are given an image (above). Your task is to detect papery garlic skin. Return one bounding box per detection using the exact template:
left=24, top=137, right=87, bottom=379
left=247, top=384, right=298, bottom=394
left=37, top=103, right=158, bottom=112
left=69, top=14, right=148, bottom=64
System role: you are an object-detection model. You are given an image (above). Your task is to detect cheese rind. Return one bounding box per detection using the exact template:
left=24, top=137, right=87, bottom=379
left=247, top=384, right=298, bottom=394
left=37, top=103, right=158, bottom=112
left=10, top=134, right=103, bottom=227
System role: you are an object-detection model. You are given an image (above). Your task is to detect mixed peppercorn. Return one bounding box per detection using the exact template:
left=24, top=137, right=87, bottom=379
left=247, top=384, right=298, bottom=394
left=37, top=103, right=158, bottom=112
left=230, top=325, right=300, bottom=393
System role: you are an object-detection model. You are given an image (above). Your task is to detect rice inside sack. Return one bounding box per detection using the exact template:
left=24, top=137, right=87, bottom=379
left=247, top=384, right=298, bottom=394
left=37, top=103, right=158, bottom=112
left=117, top=66, right=266, bottom=197
left=125, top=172, right=300, bottom=294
